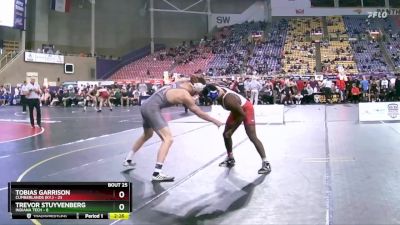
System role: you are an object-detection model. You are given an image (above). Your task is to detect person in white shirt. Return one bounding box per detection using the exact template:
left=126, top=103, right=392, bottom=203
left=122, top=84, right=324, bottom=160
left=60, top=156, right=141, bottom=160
left=131, top=88, right=140, bottom=105
left=25, top=78, right=42, bottom=128
left=390, top=77, right=396, bottom=89
left=249, top=76, right=262, bottom=105
left=138, top=82, right=148, bottom=96
left=381, top=76, right=389, bottom=90
left=13, top=87, right=20, bottom=105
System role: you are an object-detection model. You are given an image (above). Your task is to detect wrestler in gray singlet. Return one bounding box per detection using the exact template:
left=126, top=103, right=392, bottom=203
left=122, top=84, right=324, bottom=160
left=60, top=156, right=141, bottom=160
left=140, top=82, right=183, bottom=130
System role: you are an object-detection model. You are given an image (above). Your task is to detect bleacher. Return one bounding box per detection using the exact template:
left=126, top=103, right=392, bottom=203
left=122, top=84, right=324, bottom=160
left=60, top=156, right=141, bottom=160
left=327, top=16, right=348, bottom=40
left=353, top=40, right=389, bottom=72
left=385, top=35, right=400, bottom=68
left=206, top=21, right=266, bottom=75
left=248, top=20, right=288, bottom=74
left=320, top=40, right=358, bottom=74
left=172, top=53, right=214, bottom=75
left=283, top=18, right=321, bottom=74
left=2, top=40, right=19, bottom=54
left=384, top=17, right=400, bottom=69
left=110, top=53, right=174, bottom=80
left=343, top=16, right=391, bottom=73
left=322, top=16, right=358, bottom=74
left=106, top=16, right=400, bottom=80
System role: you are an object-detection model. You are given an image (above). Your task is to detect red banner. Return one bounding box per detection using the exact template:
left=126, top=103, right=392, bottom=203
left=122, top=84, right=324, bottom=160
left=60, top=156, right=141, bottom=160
left=396, top=16, right=400, bottom=27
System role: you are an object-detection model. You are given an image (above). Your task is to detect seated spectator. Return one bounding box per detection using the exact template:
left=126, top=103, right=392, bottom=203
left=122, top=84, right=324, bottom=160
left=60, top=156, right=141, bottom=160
left=120, top=88, right=129, bottom=106
left=302, top=83, right=313, bottom=104
left=50, top=89, right=63, bottom=106
left=112, top=88, right=121, bottom=107
left=260, top=85, right=273, bottom=104
left=130, top=88, right=140, bottom=106
left=62, top=89, right=78, bottom=107
left=40, top=89, right=51, bottom=106
left=0, top=85, right=10, bottom=106
left=13, top=86, right=21, bottom=105
left=294, top=91, right=303, bottom=105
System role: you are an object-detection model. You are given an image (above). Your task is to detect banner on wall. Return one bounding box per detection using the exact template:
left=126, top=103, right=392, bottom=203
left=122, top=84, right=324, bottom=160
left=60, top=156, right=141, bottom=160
left=0, top=0, right=26, bottom=30
left=395, top=15, right=400, bottom=27
left=210, top=1, right=265, bottom=28
left=359, top=102, right=400, bottom=122
left=14, top=0, right=26, bottom=30
left=24, top=52, right=65, bottom=64
left=295, top=9, right=304, bottom=15
left=51, top=0, right=71, bottom=13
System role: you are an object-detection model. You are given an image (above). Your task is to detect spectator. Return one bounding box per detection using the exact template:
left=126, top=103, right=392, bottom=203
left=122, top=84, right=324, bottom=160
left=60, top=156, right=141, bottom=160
left=25, top=78, right=42, bottom=128
left=249, top=76, right=262, bottom=105
left=21, top=81, right=28, bottom=113
left=40, top=89, right=51, bottom=106
left=0, top=85, right=6, bottom=106
left=360, top=76, right=369, bottom=101
left=121, top=88, right=129, bottom=106
left=395, top=75, right=400, bottom=101
left=351, top=83, right=361, bottom=103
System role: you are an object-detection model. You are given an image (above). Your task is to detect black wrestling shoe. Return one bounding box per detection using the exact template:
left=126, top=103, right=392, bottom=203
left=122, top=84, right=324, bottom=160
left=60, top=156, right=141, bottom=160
left=219, top=157, right=235, bottom=167
left=258, top=161, right=271, bottom=174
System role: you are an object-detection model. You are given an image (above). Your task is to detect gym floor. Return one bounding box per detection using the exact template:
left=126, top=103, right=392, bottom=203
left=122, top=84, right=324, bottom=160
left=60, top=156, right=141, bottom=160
left=0, top=104, right=400, bottom=225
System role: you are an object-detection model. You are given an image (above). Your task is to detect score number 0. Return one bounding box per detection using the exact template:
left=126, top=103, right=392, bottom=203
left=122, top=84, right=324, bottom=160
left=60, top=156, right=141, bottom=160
left=118, top=191, right=126, bottom=211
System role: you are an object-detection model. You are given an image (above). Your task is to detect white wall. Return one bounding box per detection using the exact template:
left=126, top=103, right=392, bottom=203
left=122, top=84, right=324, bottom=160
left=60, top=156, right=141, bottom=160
left=211, top=0, right=257, bottom=14
left=271, top=0, right=382, bottom=16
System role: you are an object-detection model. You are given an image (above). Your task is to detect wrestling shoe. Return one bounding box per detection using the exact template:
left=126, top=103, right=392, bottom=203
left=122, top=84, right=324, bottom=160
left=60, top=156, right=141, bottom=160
left=152, top=173, right=175, bottom=182
left=122, top=160, right=136, bottom=168
left=258, top=161, right=271, bottom=174
left=219, top=157, right=235, bottom=167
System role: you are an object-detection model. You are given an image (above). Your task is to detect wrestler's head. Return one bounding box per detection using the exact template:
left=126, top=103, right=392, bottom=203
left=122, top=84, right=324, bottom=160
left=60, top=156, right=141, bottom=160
left=201, top=84, right=219, bottom=102
left=190, top=75, right=207, bottom=93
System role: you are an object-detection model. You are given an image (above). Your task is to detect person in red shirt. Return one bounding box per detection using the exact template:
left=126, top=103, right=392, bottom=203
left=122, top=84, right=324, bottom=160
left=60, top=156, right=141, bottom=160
left=336, top=76, right=346, bottom=102
left=229, top=79, right=239, bottom=93
left=97, top=87, right=113, bottom=112
left=351, top=83, right=360, bottom=103
left=296, top=77, right=305, bottom=93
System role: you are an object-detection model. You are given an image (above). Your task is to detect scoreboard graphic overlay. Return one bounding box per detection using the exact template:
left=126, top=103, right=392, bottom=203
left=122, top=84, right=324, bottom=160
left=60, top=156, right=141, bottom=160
left=8, top=182, right=131, bottom=220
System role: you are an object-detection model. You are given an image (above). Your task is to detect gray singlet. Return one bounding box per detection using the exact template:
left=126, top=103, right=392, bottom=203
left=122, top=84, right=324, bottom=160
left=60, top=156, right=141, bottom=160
left=140, top=82, right=184, bottom=130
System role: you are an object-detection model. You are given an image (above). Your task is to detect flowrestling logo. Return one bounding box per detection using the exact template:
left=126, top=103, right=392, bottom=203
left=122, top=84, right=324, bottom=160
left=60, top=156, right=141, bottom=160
left=367, top=8, right=400, bottom=19
left=388, top=103, right=399, bottom=119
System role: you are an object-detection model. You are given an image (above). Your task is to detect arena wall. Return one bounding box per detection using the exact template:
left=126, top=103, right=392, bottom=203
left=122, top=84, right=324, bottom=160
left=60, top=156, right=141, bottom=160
left=2, top=0, right=268, bottom=56
left=0, top=27, right=21, bottom=42
left=0, top=54, right=95, bottom=85
left=25, top=0, right=150, bottom=56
